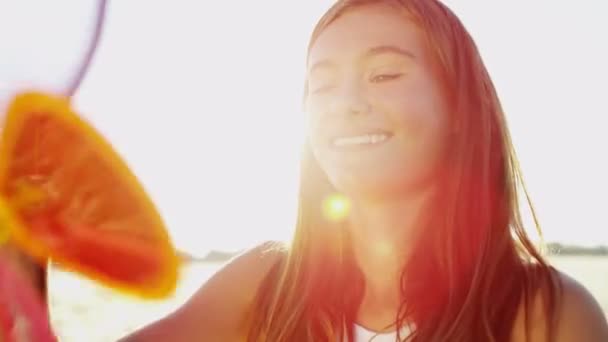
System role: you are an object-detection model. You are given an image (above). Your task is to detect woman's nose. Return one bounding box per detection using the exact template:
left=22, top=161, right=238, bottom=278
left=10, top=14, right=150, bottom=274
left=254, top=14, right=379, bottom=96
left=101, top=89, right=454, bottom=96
left=330, top=80, right=371, bottom=117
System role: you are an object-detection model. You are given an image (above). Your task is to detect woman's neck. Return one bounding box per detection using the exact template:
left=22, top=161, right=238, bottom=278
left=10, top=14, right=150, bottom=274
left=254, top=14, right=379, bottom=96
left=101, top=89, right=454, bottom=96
left=347, top=188, right=433, bottom=330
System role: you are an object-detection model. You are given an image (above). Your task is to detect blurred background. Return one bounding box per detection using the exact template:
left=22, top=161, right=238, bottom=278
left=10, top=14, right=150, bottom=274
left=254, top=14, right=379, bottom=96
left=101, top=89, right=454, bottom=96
left=2, top=1, right=606, bottom=341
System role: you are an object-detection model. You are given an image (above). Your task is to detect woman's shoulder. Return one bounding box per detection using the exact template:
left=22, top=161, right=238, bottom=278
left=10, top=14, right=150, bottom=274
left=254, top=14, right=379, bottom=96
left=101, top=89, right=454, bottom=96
left=178, top=241, right=288, bottom=329
left=511, top=268, right=608, bottom=341
left=550, top=271, right=608, bottom=340
left=211, top=240, right=288, bottom=292
left=119, top=241, right=287, bottom=342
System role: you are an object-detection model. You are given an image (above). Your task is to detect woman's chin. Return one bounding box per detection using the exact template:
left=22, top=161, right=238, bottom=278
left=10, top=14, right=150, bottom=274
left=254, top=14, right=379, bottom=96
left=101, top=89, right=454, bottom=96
left=332, top=174, right=403, bottom=200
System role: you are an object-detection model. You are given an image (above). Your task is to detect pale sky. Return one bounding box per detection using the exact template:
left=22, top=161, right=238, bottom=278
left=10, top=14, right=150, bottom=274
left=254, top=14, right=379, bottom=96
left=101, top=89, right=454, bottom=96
left=2, top=1, right=607, bottom=255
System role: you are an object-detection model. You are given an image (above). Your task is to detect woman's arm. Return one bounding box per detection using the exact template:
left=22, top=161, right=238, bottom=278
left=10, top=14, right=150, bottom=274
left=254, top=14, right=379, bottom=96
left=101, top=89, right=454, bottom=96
left=118, top=241, right=284, bottom=342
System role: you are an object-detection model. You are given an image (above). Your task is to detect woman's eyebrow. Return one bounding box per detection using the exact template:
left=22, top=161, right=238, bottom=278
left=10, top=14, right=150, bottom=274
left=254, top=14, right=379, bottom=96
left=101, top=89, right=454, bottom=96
left=308, top=44, right=416, bottom=75
left=363, top=45, right=417, bottom=60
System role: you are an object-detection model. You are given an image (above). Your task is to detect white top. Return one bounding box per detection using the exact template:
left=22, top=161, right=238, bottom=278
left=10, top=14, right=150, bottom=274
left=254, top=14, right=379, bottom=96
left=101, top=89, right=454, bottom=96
left=353, top=323, right=414, bottom=342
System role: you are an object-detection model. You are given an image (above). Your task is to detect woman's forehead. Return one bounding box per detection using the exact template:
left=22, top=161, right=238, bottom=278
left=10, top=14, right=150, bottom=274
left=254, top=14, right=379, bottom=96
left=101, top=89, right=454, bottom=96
left=307, top=4, right=425, bottom=69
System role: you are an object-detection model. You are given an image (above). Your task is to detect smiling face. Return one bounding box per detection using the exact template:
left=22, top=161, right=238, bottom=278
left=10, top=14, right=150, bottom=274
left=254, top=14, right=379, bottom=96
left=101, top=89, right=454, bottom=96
left=305, top=4, right=451, bottom=200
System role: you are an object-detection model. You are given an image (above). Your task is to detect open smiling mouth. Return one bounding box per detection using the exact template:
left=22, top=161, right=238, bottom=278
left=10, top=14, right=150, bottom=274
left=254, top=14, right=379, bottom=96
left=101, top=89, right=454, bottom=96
left=330, top=132, right=393, bottom=148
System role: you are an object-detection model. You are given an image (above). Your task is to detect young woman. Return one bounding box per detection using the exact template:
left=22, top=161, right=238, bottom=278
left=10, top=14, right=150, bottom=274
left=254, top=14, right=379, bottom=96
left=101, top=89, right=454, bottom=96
left=121, top=1, right=608, bottom=341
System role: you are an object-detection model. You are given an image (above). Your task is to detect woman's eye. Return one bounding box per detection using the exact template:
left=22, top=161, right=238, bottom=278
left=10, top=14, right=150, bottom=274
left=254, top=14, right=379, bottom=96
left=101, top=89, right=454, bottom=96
left=310, top=83, right=335, bottom=94
left=308, top=71, right=337, bottom=94
left=370, top=73, right=403, bottom=83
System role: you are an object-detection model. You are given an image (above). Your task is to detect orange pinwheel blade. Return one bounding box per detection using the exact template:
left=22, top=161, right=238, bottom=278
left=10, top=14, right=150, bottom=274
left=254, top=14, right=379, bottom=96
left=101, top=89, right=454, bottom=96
left=0, top=92, right=179, bottom=299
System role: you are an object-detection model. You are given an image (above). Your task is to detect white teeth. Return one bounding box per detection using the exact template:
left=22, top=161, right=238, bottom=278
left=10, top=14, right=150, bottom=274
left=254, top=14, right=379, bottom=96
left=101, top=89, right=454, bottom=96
left=333, top=133, right=389, bottom=147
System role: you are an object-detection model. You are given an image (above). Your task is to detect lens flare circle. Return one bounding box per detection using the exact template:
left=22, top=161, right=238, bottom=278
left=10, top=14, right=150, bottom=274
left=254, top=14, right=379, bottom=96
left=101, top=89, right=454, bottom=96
left=322, top=193, right=350, bottom=222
